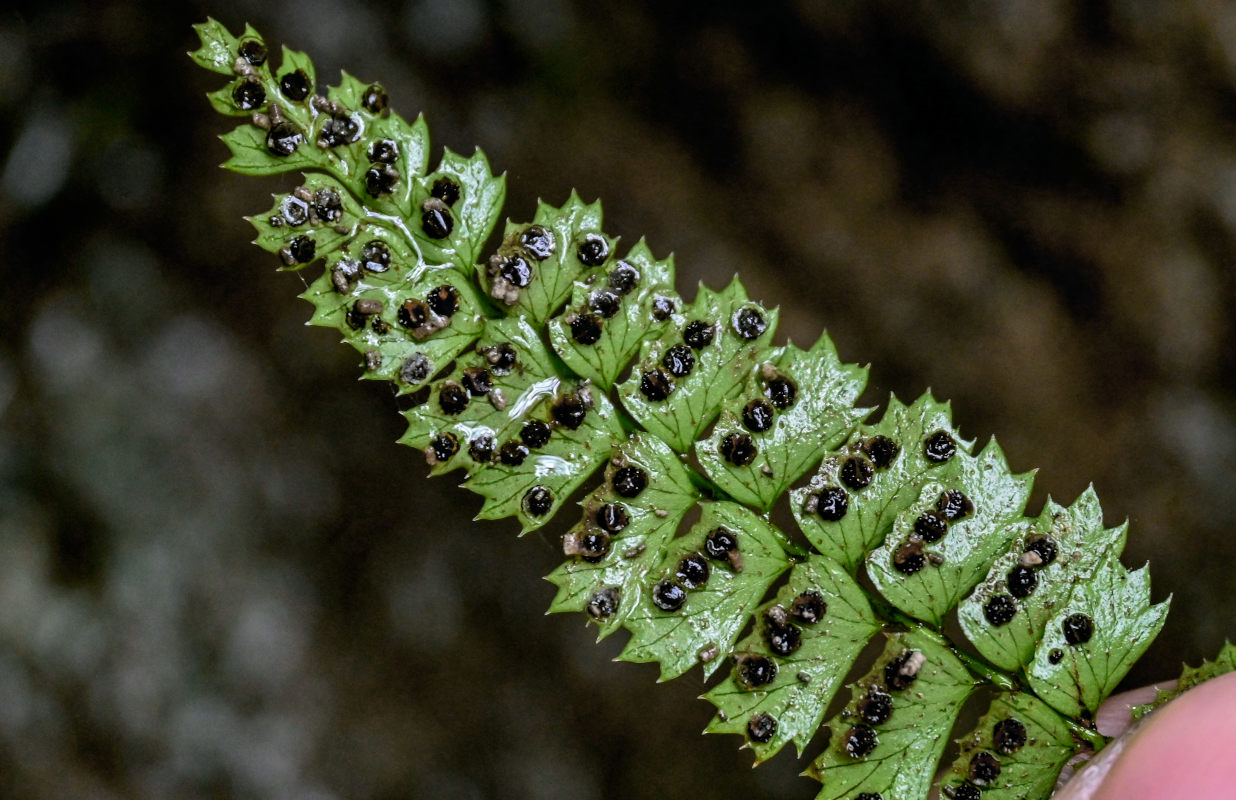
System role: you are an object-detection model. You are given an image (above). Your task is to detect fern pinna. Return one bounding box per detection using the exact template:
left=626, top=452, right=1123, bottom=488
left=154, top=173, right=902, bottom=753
left=192, top=20, right=1171, bottom=800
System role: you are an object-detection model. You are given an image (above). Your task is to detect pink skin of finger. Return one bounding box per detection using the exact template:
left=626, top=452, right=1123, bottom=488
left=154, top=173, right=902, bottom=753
left=1057, top=670, right=1236, bottom=799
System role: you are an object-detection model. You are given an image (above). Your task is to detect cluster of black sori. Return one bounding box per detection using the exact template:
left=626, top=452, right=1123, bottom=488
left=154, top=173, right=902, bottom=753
left=195, top=21, right=1161, bottom=800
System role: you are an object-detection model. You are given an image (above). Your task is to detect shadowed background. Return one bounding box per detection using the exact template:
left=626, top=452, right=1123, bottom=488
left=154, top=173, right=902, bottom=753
left=1, top=1, right=1234, bottom=798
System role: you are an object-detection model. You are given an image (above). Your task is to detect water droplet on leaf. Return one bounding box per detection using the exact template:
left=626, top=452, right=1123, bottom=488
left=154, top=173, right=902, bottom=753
left=576, top=233, right=609, bottom=266
left=936, top=488, right=973, bottom=521
left=968, top=752, right=1001, bottom=786
left=858, top=689, right=893, bottom=726
left=790, top=591, right=826, bottom=624
left=431, top=177, right=460, bottom=206
left=863, top=435, right=899, bottom=469
left=551, top=394, right=588, bottom=430
left=520, top=420, right=551, bottom=449
left=368, top=138, right=399, bottom=163
left=587, top=586, right=619, bottom=619
left=596, top=503, right=629, bottom=534
left=914, top=510, right=948, bottom=543
left=675, top=553, right=710, bottom=589
left=746, top=712, right=777, bottom=743
left=266, top=121, right=302, bottom=156
left=1006, top=566, right=1038, bottom=598
left=843, top=725, right=878, bottom=758
left=639, top=368, right=674, bottom=401
left=523, top=485, right=554, bottom=517
left=737, top=655, right=778, bottom=689
left=607, top=261, right=639, bottom=294
left=611, top=466, right=647, bottom=498
left=499, top=441, right=529, bottom=466
left=361, top=83, right=388, bottom=114
left=238, top=39, right=267, bottom=66
left=520, top=225, right=554, bottom=260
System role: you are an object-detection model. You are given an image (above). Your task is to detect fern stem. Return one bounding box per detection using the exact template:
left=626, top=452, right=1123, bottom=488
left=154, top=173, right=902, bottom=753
left=948, top=643, right=1020, bottom=693
left=1063, top=717, right=1110, bottom=754
left=683, top=460, right=738, bottom=504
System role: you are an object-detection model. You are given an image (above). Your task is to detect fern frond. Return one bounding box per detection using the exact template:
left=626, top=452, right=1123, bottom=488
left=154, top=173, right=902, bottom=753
left=192, top=19, right=1178, bottom=799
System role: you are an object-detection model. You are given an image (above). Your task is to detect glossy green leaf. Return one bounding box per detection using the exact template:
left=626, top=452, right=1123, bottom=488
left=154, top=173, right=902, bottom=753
left=189, top=18, right=254, bottom=75
left=696, top=335, right=868, bottom=511
left=617, top=280, right=777, bottom=452
left=366, top=110, right=432, bottom=201
left=940, top=692, right=1076, bottom=800
left=323, top=71, right=431, bottom=219
left=301, top=224, right=485, bottom=393
left=545, top=434, right=699, bottom=637
left=216, top=44, right=323, bottom=178
left=275, top=44, right=317, bottom=99
left=959, top=487, right=1126, bottom=672
left=702, top=555, right=878, bottom=761
left=246, top=174, right=363, bottom=269
left=206, top=76, right=265, bottom=117
left=867, top=439, right=1034, bottom=626
left=399, top=316, right=560, bottom=467
left=1132, top=640, right=1236, bottom=719
left=462, top=382, right=624, bottom=533
left=807, top=630, right=976, bottom=800
left=618, top=502, right=791, bottom=681
left=417, top=148, right=506, bottom=269
left=1025, top=559, right=1169, bottom=718
left=480, top=192, right=607, bottom=325
left=790, top=393, right=969, bottom=572
left=220, top=123, right=316, bottom=175
left=547, top=239, right=680, bottom=389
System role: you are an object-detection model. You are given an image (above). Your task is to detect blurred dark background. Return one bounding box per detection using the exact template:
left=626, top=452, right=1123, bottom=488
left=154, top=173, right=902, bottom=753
left=1, top=1, right=1234, bottom=798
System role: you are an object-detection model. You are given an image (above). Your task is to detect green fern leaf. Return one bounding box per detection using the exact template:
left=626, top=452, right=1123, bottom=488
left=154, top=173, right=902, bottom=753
left=789, top=393, right=971, bottom=572
left=188, top=18, right=256, bottom=75
left=481, top=193, right=608, bottom=325
left=616, top=280, right=777, bottom=452
left=546, top=239, right=680, bottom=389
left=247, top=175, right=363, bottom=269
left=396, top=315, right=622, bottom=532
left=1132, top=640, right=1236, bottom=719
left=958, top=487, right=1126, bottom=672
left=398, top=316, right=557, bottom=471
left=462, top=386, right=624, bottom=533
left=867, top=438, right=1034, bottom=625
left=1025, top=559, right=1169, bottom=718
left=545, top=433, right=699, bottom=636
left=617, top=502, right=791, bottom=681
left=806, top=630, right=977, bottom=800
left=939, top=692, right=1077, bottom=800
left=694, top=335, right=869, bottom=511
left=300, top=225, right=486, bottom=393
left=701, top=554, right=879, bottom=761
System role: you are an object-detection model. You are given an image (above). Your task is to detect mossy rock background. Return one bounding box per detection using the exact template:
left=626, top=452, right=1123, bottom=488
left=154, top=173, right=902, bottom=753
left=0, top=2, right=1233, bottom=798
